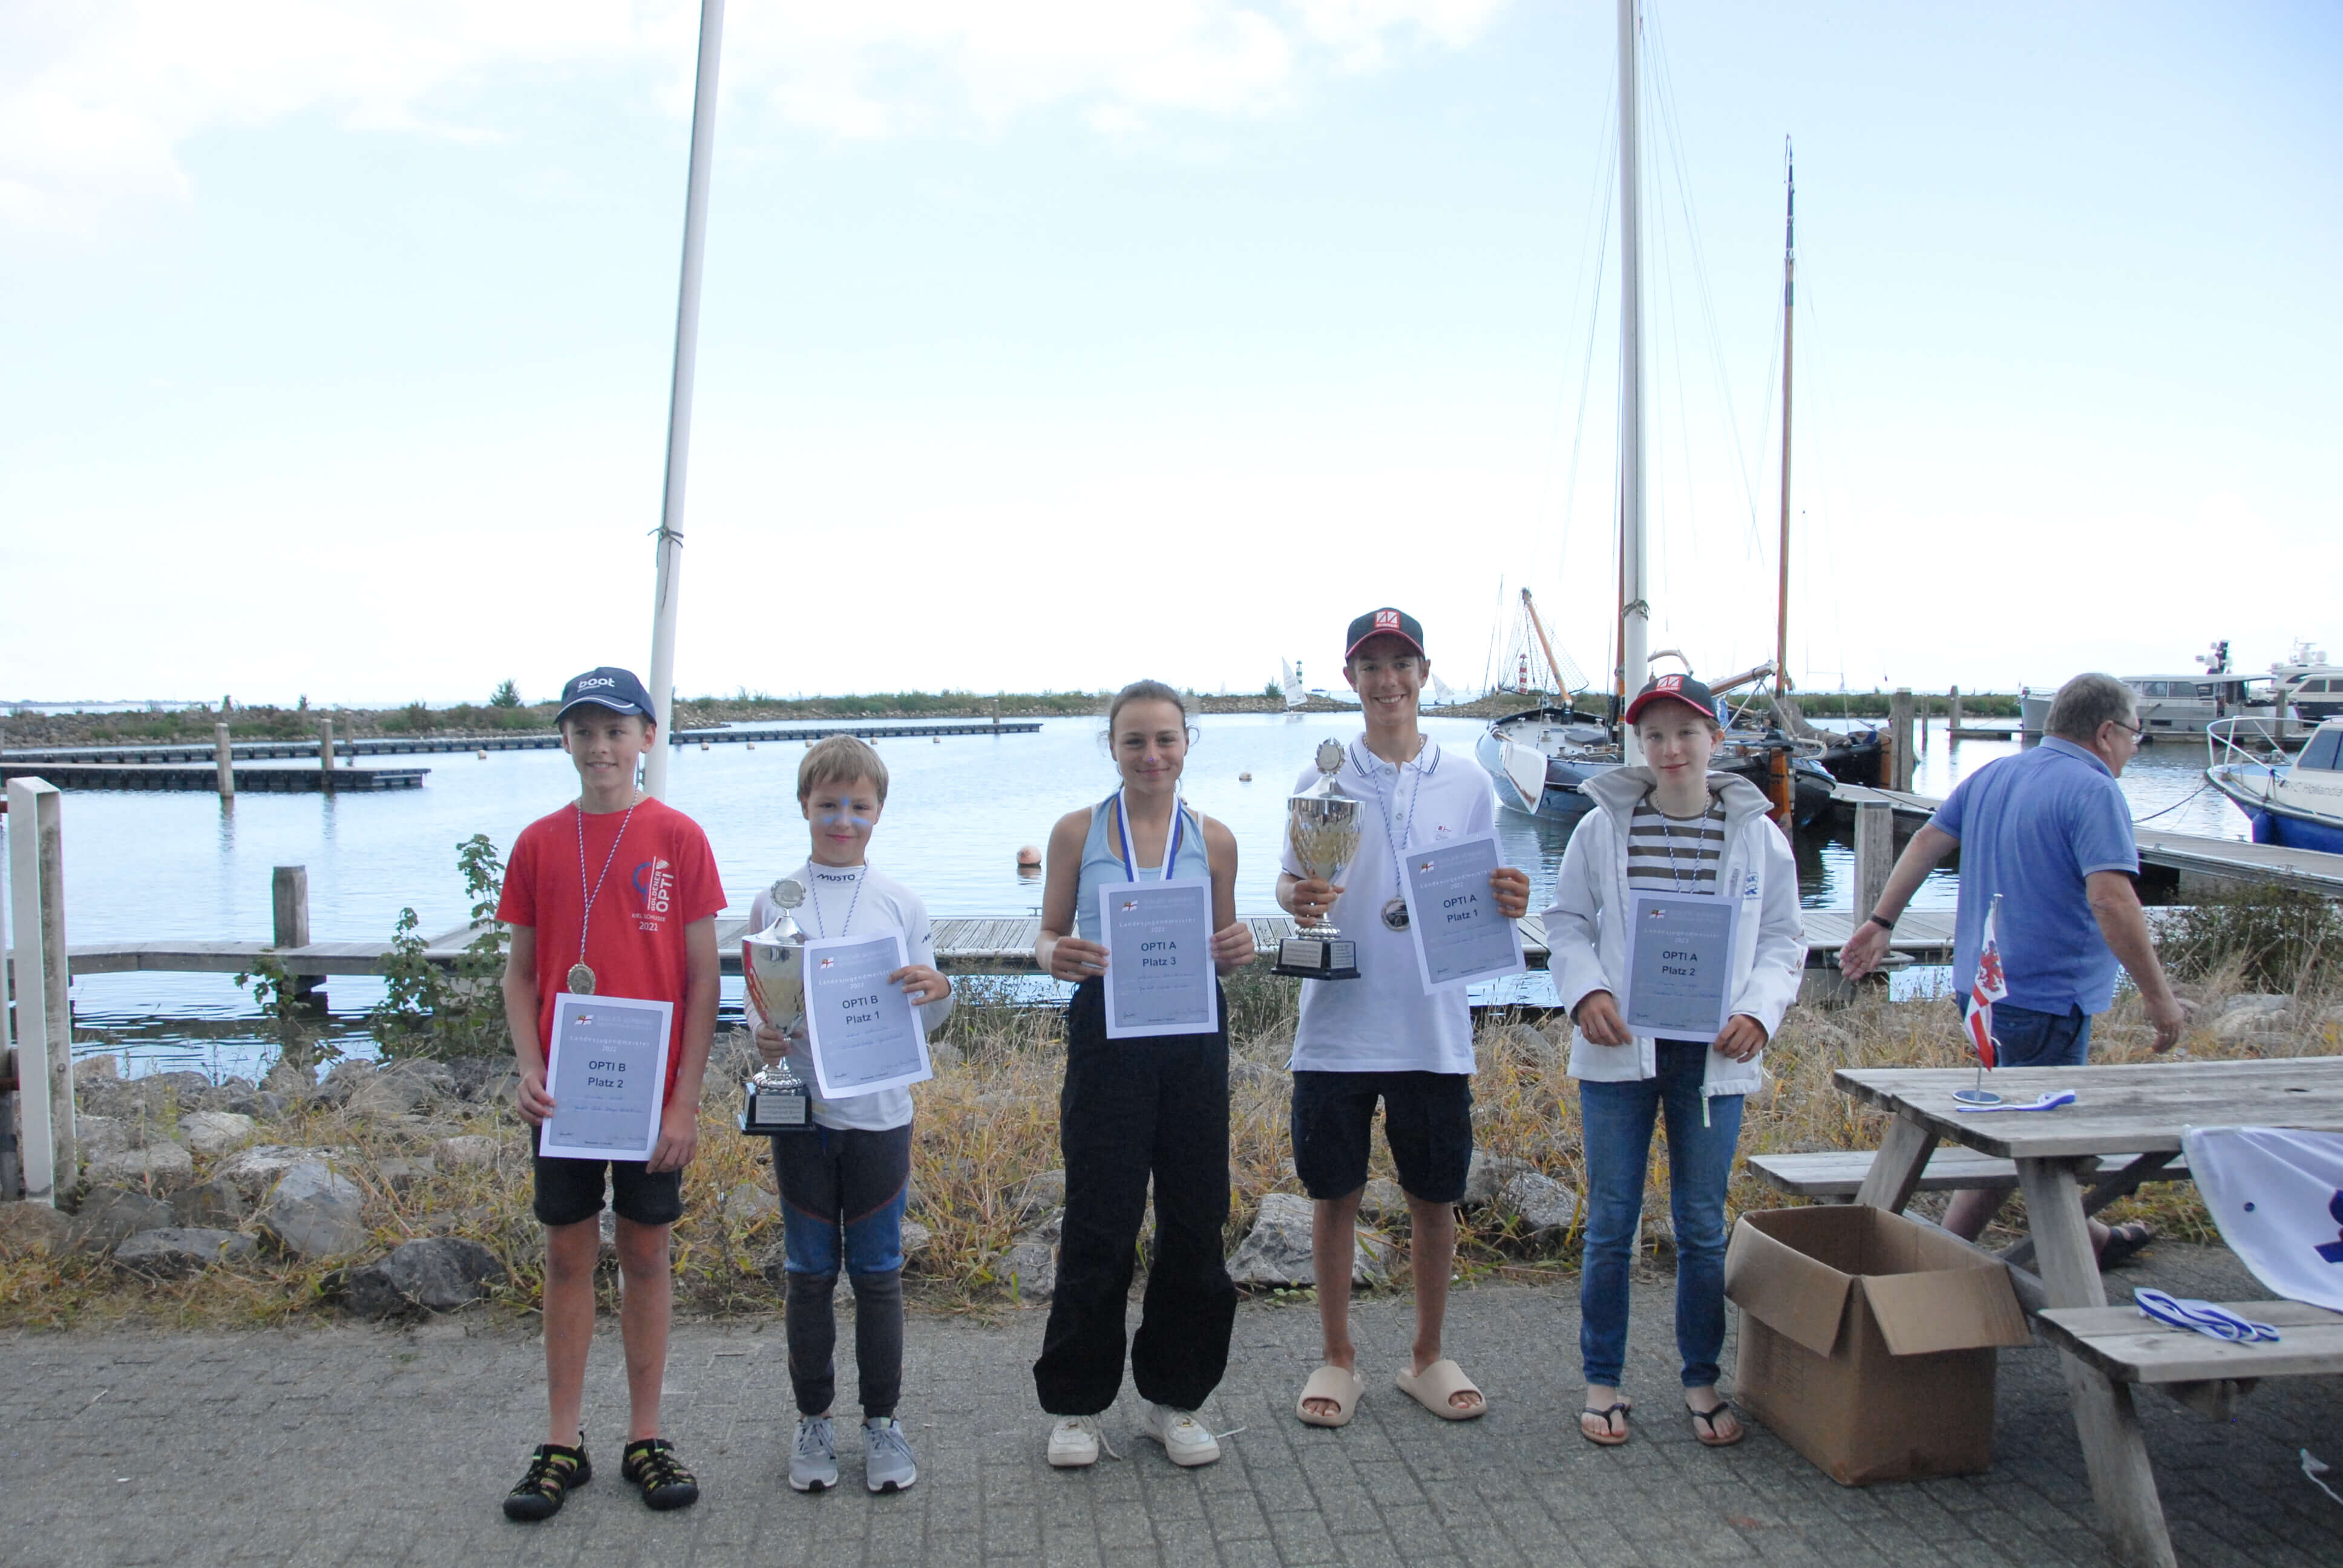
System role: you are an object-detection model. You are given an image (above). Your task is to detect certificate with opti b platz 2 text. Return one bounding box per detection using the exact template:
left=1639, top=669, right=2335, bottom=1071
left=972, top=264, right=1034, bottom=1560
left=1098, top=878, right=1220, bottom=1039
left=1402, top=832, right=1526, bottom=992
left=539, top=993, right=675, bottom=1161
left=1619, top=891, right=1739, bottom=1038
left=802, top=930, right=934, bottom=1099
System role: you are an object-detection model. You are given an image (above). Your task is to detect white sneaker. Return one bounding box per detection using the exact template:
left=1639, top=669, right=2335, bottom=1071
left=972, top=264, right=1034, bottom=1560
left=1046, top=1415, right=1105, bottom=1468
left=1139, top=1403, right=1221, bottom=1467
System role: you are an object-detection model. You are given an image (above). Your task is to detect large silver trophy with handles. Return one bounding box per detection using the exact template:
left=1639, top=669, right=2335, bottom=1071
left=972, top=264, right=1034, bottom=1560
left=1274, top=739, right=1363, bottom=980
left=739, top=878, right=814, bottom=1132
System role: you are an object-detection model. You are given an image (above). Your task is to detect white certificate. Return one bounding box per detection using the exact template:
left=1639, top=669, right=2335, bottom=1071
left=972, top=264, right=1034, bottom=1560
left=1098, top=878, right=1220, bottom=1039
left=539, top=992, right=675, bottom=1161
left=802, top=929, right=934, bottom=1099
left=1402, top=832, right=1526, bottom=993
left=1618, top=890, right=1740, bottom=1038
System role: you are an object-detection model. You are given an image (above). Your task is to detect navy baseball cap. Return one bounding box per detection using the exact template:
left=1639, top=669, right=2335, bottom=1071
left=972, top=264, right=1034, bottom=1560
left=555, top=667, right=655, bottom=724
left=1624, top=672, right=1723, bottom=726
left=1344, top=607, right=1427, bottom=660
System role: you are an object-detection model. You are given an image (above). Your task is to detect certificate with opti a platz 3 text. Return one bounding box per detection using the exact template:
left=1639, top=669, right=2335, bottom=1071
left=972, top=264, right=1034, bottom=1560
left=1098, top=878, right=1220, bottom=1039
left=1401, top=832, right=1527, bottom=993
left=802, top=930, right=934, bottom=1099
left=1618, top=890, right=1739, bottom=1039
left=539, top=993, right=674, bottom=1161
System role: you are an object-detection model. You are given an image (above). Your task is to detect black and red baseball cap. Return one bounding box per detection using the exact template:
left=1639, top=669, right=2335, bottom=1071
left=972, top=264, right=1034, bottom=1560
left=1624, top=671, right=1722, bottom=726
left=1344, top=607, right=1427, bottom=660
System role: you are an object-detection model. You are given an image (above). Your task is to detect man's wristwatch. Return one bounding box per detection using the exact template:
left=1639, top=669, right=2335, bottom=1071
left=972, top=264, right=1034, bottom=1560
left=1864, top=913, right=1896, bottom=933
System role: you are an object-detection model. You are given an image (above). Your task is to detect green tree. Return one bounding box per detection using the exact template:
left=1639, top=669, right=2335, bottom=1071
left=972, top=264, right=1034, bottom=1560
left=490, top=679, right=522, bottom=708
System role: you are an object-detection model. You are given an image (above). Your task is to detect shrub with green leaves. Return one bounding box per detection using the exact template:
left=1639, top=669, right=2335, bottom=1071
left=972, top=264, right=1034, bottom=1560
left=2157, top=884, right=2339, bottom=993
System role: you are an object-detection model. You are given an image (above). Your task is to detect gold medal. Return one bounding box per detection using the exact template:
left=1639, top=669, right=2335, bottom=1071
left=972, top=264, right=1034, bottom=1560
left=567, top=962, right=596, bottom=995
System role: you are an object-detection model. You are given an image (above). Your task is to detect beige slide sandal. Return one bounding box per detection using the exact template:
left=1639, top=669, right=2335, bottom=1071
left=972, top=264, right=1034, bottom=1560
left=1394, top=1358, right=1486, bottom=1420
left=1296, top=1365, right=1366, bottom=1428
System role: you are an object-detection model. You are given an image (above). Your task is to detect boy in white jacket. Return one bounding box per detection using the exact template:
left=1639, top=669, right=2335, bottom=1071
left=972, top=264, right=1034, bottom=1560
left=1542, top=674, right=1804, bottom=1449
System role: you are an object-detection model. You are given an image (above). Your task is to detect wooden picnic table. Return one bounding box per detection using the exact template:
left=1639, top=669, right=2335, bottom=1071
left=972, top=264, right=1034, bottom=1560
left=1833, top=1057, right=2343, bottom=1568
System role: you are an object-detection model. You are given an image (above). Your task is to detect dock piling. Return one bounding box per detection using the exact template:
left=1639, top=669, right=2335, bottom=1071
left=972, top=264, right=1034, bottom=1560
left=6, top=777, right=74, bottom=1203
left=1853, top=798, right=1895, bottom=932
left=1948, top=686, right=1962, bottom=742
left=272, top=866, right=326, bottom=1013
left=1889, top=688, right=1916, bottom=791
left=319, top=720, right=335, bottom=792
left=214, top=724, right=235, bottom=798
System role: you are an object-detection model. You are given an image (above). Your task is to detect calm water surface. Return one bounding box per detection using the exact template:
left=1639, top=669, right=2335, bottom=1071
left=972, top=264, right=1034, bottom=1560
left=10, top=714, right=2243, bottom=1076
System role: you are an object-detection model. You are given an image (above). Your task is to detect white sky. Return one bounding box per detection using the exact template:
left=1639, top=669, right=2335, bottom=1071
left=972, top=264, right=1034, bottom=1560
left=3, top=1, right=2338, bottom=707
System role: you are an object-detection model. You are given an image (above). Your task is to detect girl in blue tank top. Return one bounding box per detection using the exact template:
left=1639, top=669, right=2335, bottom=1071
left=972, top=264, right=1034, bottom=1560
left=1028, top=680, right=1253, bottom=1471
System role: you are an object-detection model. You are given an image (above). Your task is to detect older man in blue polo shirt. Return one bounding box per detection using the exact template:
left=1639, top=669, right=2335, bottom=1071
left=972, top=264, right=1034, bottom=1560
left=1840, top=671, right=2191, bottom=1264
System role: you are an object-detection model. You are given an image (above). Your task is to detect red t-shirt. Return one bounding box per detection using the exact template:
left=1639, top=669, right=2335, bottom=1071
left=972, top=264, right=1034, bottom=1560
left=497, top=797, right=727, bottom=1106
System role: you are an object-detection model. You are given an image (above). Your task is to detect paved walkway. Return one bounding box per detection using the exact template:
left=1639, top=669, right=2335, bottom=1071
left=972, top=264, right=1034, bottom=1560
left=2, top=1244, right=2336, bottom=1567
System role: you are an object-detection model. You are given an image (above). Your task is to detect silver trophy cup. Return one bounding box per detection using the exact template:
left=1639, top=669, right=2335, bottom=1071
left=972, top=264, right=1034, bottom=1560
left=740, top=878, right=814, bottom=1132
left=1274, top=739, right=1363, bottom=981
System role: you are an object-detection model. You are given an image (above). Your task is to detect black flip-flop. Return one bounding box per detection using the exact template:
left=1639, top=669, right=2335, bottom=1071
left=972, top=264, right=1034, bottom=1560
left=1579, top=1401, right=1631, bottom=1447
left=2097, top=1222, right=2155, bottom=1272
left=1686, top=1398, right=1745, bottom=1448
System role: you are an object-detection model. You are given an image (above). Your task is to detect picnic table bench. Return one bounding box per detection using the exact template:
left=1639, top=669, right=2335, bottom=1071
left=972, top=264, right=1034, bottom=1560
left=1832, top=1057, right=2343, bottom=1568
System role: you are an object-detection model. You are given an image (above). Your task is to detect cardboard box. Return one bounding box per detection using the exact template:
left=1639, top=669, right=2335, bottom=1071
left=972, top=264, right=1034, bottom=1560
left=1725, top=1204, right=2030, bottom=1486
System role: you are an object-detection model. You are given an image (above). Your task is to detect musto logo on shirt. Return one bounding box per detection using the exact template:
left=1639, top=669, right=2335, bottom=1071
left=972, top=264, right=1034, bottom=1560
left=634, top=857, right=674, bottom=929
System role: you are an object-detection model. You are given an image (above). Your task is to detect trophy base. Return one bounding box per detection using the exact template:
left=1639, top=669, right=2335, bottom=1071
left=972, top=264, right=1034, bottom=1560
left=739, top=1081, right=811, bottom=1134
left=1272, top=935, right=1359, bottom=981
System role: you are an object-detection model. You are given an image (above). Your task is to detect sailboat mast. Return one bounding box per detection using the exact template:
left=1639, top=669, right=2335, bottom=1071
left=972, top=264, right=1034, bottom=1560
left=1774, top=139, right=1795, bottom=699
left=1521, top=587, right=1568, bottom=702
left=1616, top=0, right=1649, bottom=763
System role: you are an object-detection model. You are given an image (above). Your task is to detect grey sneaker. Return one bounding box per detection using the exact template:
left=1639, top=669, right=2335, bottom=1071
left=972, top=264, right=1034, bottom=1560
left=789, top=1415, right=837, bottom=1492
left=862, top=1417, right=918, bottom=1494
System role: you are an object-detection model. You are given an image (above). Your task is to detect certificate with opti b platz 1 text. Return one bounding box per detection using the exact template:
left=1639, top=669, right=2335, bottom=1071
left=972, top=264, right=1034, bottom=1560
left=802, top=930, right=934, bottom=1099
left=1618, top=890, right=1739, bottom=1038
left=1402, top=832, right=1526, bottom=992
left=539, top=993, right=675, bottom=1161
left=1098, top=878, right=1220, bottom=1039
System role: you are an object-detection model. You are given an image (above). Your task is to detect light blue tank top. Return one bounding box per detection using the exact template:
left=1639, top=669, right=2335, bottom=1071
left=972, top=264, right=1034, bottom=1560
left=1073, top=795, right=1211, bottom=941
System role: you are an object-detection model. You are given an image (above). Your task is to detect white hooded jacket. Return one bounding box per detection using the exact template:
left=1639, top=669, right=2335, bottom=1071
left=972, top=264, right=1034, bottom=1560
left=1544, top=768, right=1806, bottom=1098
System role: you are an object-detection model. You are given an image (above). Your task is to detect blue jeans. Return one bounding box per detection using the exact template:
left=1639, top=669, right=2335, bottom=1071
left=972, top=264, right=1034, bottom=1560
left=1579, top=1040, right=1743, bottom=1390
left=1981, top=1001, right=2093, bottom=1068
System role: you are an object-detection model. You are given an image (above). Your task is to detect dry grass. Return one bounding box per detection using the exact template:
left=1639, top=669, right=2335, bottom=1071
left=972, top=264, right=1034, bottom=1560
left=5, top=962, right=2336, bottom=1330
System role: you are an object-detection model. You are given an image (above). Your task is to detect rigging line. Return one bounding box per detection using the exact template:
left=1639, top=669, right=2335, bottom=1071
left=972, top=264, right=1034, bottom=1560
left=2131, top=783, right=2216, bottom=826
left=1532, top=73, right=1619, bottom=563
left=1556, top=136, right=1617, bottom=610
left=1642, top=4, right=1767, bottom=556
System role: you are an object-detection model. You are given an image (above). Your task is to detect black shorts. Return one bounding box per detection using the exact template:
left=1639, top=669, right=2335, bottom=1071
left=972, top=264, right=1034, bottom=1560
left=1290, top=1070, right=1474, bottom=1204
left=531, top=1125, right=684, bottom=1229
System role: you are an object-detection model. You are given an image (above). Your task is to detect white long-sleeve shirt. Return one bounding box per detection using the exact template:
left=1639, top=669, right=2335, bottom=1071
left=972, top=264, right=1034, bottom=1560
left=744, top=860, right=953, bottom=1132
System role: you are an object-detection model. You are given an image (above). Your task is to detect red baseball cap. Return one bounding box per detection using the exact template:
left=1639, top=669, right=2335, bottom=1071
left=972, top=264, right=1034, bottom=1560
left=1344, top=607, right=1427, bottom=659
left=1624, top=672, right=1723, bottom=726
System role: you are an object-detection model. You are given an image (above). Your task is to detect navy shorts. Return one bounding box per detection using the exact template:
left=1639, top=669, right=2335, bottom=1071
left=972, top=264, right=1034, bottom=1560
left=531, top=1125, right=684, bottom=1228
left=1960, top=1001, right=2094, bottom=1068
left=1290, top=1070, right=1474, bottom=1204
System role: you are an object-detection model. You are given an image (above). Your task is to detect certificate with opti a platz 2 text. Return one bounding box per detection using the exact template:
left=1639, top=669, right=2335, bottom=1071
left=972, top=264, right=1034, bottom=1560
left=539, top=993, right=674, bottom=1161
left=1098, top=878, right=1220, bottom=1039
left=1403, top=832, right=1526, bottom=992
left=802, top=930, right=934, bottom=1099
left=1618, top=890, right=1739, bottom=1038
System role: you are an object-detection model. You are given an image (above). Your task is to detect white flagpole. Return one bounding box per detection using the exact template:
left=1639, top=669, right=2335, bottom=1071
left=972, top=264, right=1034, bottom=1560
left=1615, top=0, right=1649, bottom=765
left=643, top=0, right=726, bottom=800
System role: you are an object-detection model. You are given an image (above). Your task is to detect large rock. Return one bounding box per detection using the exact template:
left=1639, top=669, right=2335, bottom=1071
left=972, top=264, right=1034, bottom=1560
left=1011, top=1169, right=1064, bottom=1226
left=1460, top=1150, right=1532, bottom=1209
left=114, top=1228, right=257, bottom=1278
left=179, top=1111, right=257, bottom=1158
left=434, top=1134, right=506, bottom=1170
left=2215, top=995, right=2295, bottom=1041
left=1226, top=1192, right=1394, bottom=1289
left=444, top=1056, right=520, bottom=1104
left=309, top=1059, right=376, bottom=1108
left=86, top=1141, right=195, bottom=1192
left=338, top=1238, right=506, bottom=1317
left=76, top=1114, right=134, bottom=1160
left=347, top=1060, right=458, bottom=1117
left=1499, top=1171, right=1579, bottom=1240
left=142, top=1071, right=218, bottom=1108
left=993, top=1240, right=1057, bottom=1302
left=260, top=1161, right=369, bottom=1259
left=262, top=1060, right=316, bottom=1101
left=1358, top=1178, right=1411, bottom=1226
left=169, top=1179, right=247, bottom=1229
left=373, top=1157, right=437, bottom=1194
left=0, top=1201, right=73, bottom=1256
left=67, top=1187, right=175, bottom=1253
left=216, top=1144, right=344, bottom=1203
left=723, top=1180, right=780, bottom=1223
left=74, top=1053, right=120, bottom=1083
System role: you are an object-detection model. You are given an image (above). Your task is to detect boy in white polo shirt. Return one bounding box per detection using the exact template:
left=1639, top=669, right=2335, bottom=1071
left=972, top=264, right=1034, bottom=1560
left=1279, top=607, right=1530, bottom=1428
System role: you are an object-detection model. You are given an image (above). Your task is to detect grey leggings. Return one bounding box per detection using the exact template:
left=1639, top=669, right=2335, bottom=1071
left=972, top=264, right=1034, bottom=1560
left=773, top=1123, right=913, bottom=1419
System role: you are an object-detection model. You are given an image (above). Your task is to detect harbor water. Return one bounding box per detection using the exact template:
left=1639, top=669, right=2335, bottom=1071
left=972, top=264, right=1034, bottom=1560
left=8, top=713, right=2245, bottom=1078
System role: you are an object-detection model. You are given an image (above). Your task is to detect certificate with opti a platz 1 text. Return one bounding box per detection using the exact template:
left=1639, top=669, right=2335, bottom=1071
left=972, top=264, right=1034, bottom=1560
left=1618, top=890, right=1739, bottom=1039
left=539, top=993, right=675, bottom=1161
left=1401, top=832, right=1526, bottom=993
left=1098, top=878, right=1220, bottom=1039
left=802, top=930, right=934, bottom=1099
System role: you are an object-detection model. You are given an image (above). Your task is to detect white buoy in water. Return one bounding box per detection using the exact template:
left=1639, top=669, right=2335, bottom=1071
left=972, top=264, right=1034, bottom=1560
left=747, top=741, right=756, bottom=750
left=477, top=750, right=487, bottom=760
left=933, top=737, right=942, bottom=744
left=1239, top=771, right=1252, bottom=782
left=700, top=740, right=709, bottom=750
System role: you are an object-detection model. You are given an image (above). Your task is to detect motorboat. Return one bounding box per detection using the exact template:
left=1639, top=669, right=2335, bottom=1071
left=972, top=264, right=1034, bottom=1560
left=2207, top=717, right=2343, bottom=855
left=2270, top=639, right=2342, bottom=725
left=2024, top=641, right=2297, bottom=743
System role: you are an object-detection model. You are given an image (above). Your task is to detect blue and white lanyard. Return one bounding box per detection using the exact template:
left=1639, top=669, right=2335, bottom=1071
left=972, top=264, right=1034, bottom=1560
left=804, top=863, right=866, bottom=938
left=2134, top=1288, right=2280, bottom=1344
left=1111, top=788, right=1186, bottom=883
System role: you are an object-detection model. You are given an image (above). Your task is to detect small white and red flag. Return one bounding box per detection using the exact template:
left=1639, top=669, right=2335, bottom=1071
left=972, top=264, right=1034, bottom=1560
left=1965, top=894, right=2008, bottom=1069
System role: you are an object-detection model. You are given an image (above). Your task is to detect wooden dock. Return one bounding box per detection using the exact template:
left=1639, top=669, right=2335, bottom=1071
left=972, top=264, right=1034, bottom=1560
left=1830, top=783, right=2343, bottom=897
left=0, top=763, right=427, bottom=794
left=19, top=909, right=1944, bottom=985
left=0, top=720, right=1041, bottom=767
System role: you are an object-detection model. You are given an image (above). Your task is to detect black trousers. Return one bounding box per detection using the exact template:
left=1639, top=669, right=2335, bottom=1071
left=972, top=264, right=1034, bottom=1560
left=1032, top=978, right=1237, bottom=1416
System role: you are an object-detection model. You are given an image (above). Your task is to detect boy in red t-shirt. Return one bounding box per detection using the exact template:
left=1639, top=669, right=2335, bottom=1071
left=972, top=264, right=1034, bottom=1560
left=496, top=667, right=724, bottom=1522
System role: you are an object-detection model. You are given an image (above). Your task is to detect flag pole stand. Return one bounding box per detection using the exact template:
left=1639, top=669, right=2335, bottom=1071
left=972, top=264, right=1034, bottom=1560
left=1954, top=1060, right=2001, bottom=1107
